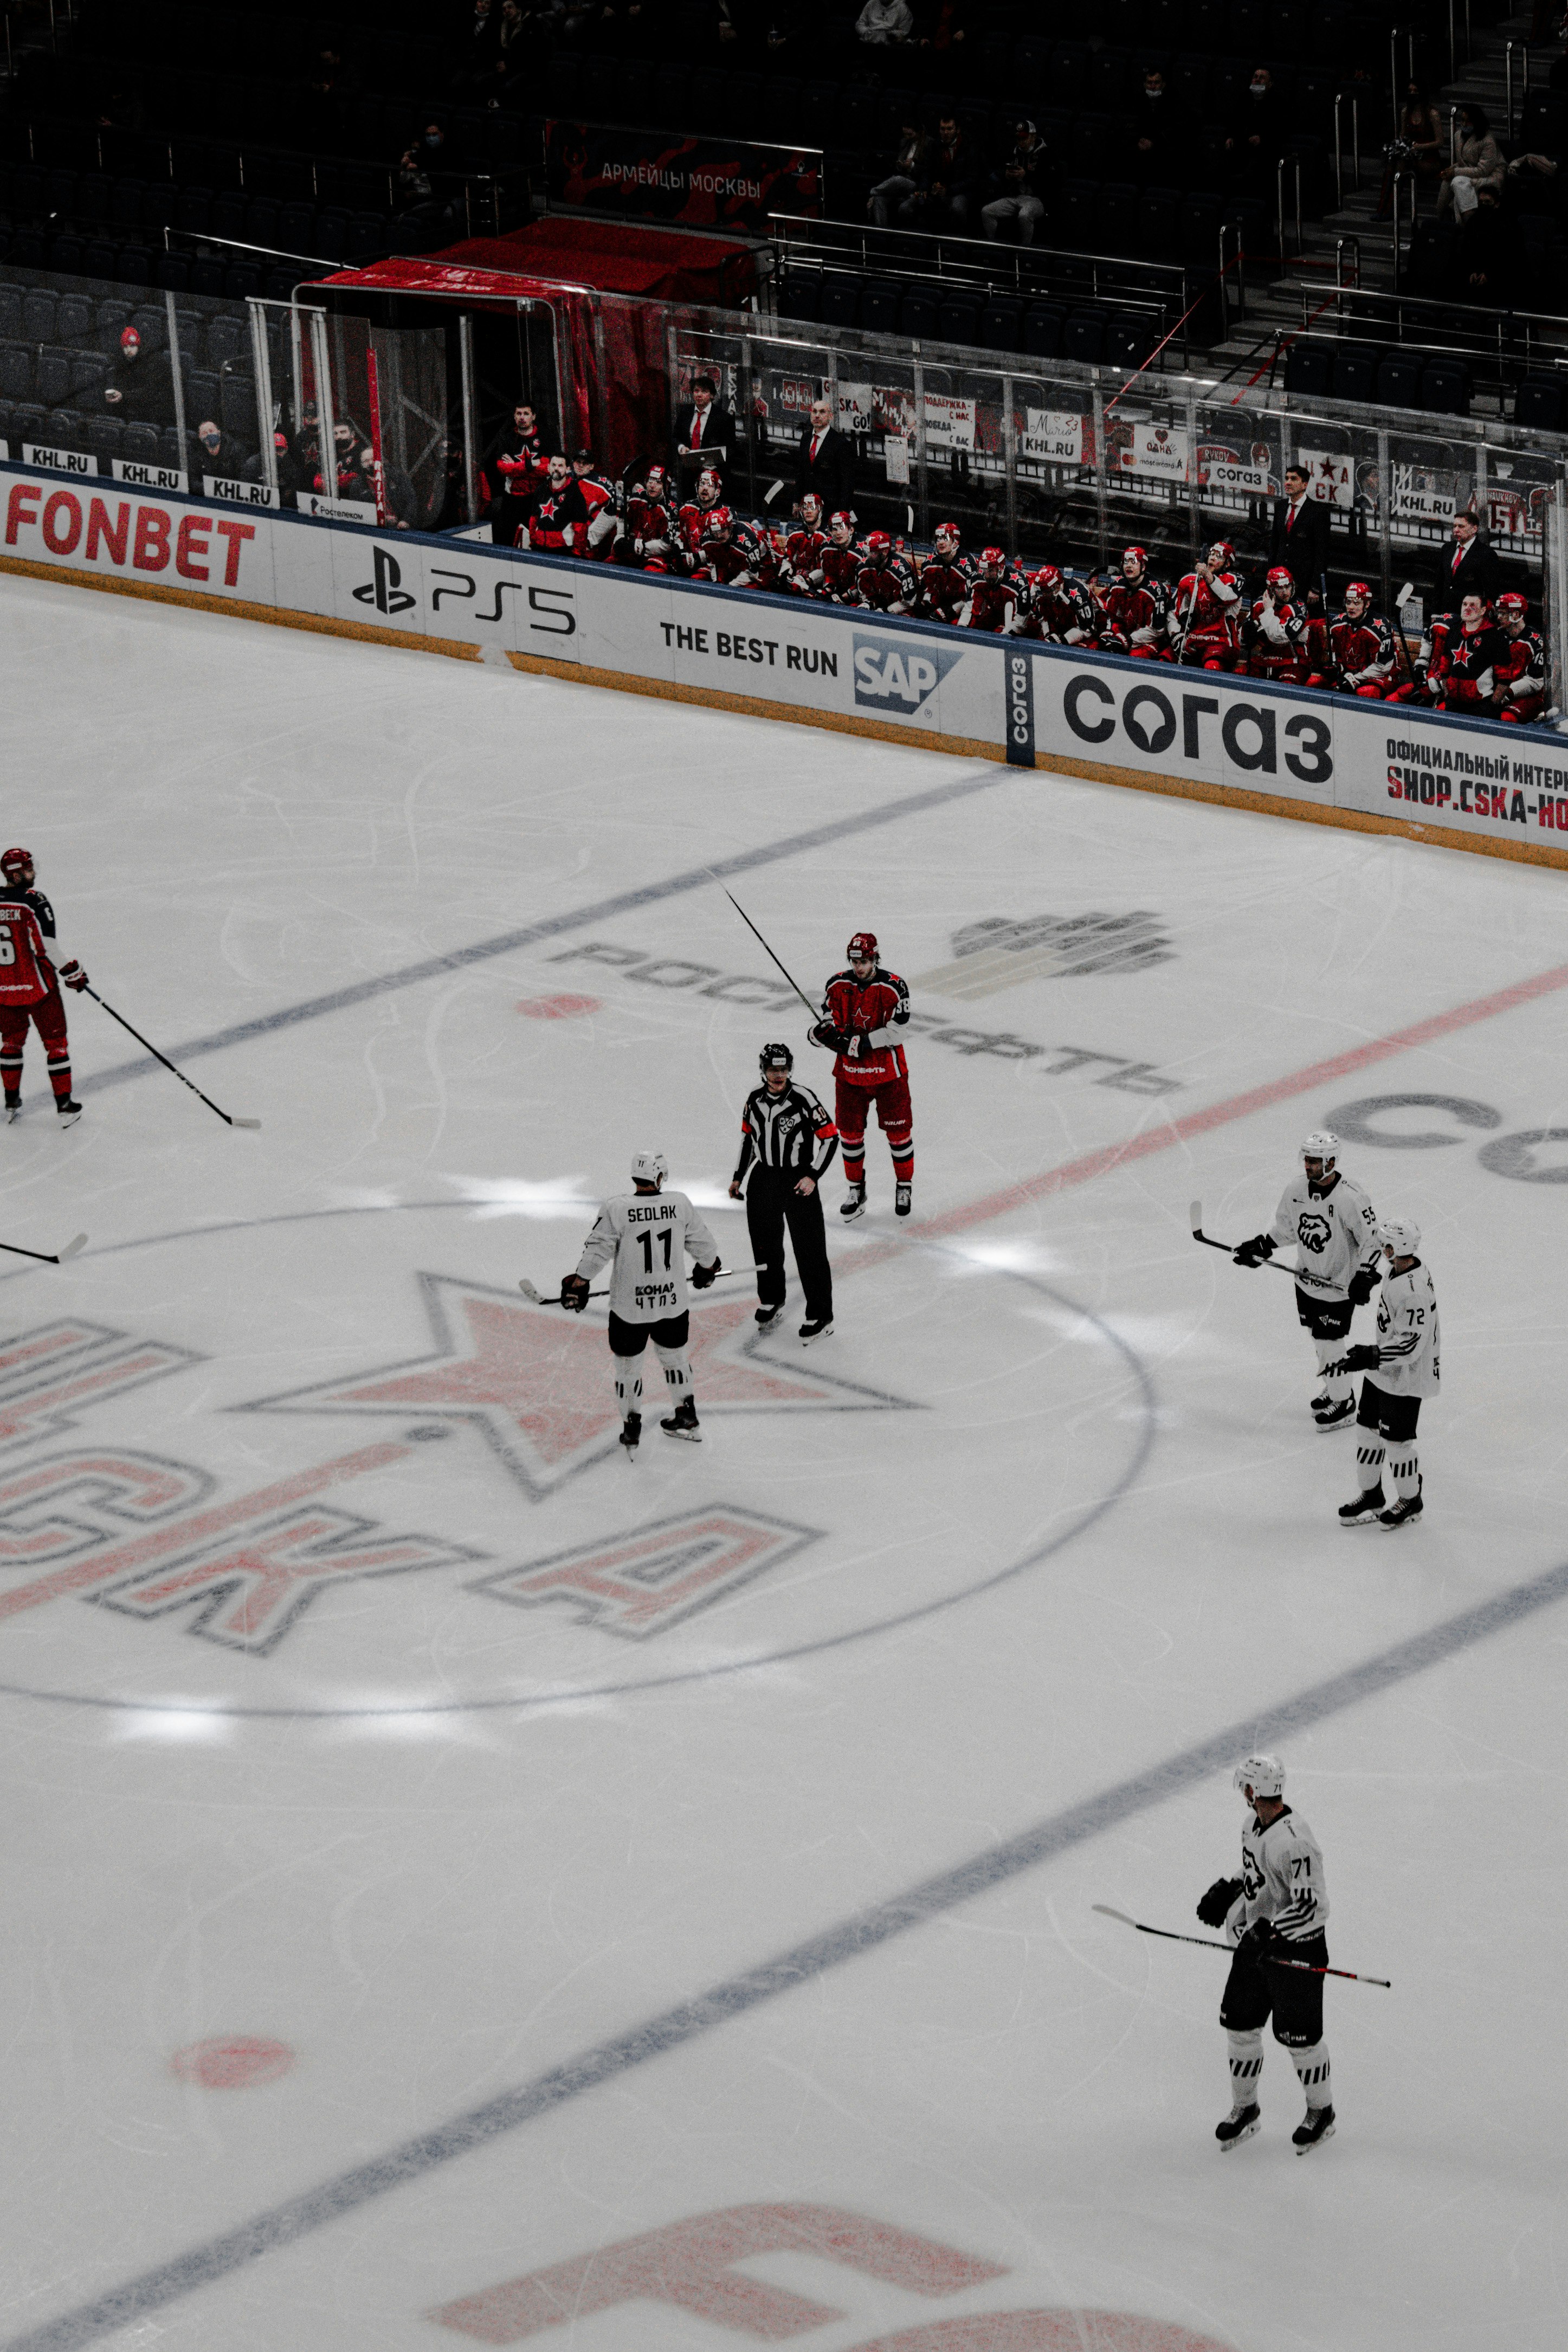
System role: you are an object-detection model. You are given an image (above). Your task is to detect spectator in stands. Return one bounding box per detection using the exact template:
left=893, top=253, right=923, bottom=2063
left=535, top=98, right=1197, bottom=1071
left=1455, top=184, right=1512, bottom=304
left=452, top=0, right=503, bottom=90
left=1226, top=66, right=1286, bottom=195
left=243, top=431, right=304, bottom=504
left=982, top=120, right=1047, bottom=243
left=101, top=326, right=172, bottom=426
left=913, top=0, right=967, bottom=53
left=192, top=418, right=243, bottom=481
left=904, top=115, right=973, bottom=230
left=349, top=443, right=419, bottom=528
left=856, top=0, right=912, bottom=38
left=492, top=0, right=533, bottom=91
left=674, top=373, right=734, bottom=488
left=793, top=395, right=855, bottom=515
left=1434, top=510, right=1503, bottom=622
left=1132, top=68, right=1172, bottom=184
left=1270, top=463, right=1331, bottom=603
left=1437, top=105, right=1505, bottom=219
left=434, top=439, right=490, bottom=531
left=1376, top=86, right=1443, bottom=218
left=869, top=123, right=930, bottom=227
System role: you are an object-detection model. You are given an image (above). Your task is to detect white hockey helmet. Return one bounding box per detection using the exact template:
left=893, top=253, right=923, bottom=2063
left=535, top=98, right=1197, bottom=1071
left=1379, top=1216, right=1421, bottom=1256
left=630, top=1150, right=668, bottom=1189
left=1234, top=1754, right=1285, bottom=1800
left=1301, top=1130, right=1338, bottom=1172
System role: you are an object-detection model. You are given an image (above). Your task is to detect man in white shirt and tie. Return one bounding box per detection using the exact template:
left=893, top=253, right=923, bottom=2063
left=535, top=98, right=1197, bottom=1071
left=1269, top=461, right=1331, bottom=606
left=794, top=396, right=855, bottom=515
left=674, top=373, right=734, bottom=492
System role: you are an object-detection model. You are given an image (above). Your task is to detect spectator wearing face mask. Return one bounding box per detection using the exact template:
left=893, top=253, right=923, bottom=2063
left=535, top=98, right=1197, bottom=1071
left=349, top=442, right=418, bottom=527
left=242, top=431, right=304, bottom=504
left=1227, top=66, right=1286, bottom=194
left=192, top=418, right=244, bottom=480
left=1132, top=69, right=1171, bottom=183
left=982, top=119, right=1047, bottom=242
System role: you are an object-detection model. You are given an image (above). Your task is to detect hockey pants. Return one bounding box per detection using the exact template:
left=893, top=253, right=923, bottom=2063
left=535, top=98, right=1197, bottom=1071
left=0, top=987, right=73, bottom=1100
left=605, top=1308, right=693, bottom=1421
left=745, top=1173, right=833, bottom=1323
left=834, top=1075, right=913, bottom=1188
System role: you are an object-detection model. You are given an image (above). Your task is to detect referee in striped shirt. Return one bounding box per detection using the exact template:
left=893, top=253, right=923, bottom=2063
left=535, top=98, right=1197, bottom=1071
left=728, top=1042, right=838, bottom=1343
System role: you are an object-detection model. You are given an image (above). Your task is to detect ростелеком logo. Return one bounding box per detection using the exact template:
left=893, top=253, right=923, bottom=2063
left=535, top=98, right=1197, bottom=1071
left=851, top=632, right=963, bottom=718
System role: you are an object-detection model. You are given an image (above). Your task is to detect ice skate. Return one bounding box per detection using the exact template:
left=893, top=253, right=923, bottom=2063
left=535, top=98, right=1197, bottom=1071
left=660, top=1396, right=701, bottom=1441
left=839, top=1183, right=866, bottom=1221
left=1215, top=2103, right=1261, bottom=2151
left=618, top=1412, right=641, bottom=1460
left=4, top=1095, right=20, bottom=1124
left=798, top=1316, right=833, bottom=1345
left=54, top=1098, right=81, bottom=1127
left=894, top=1181, right=912, bottom=1217
left=1293, top=2104, right=1335, bottom=2154
left=754, top=1301, right=785, bottom=1330
left=1379, top=1484, right=1423, bottom=1528
left=1312, top=1396, right=1354, bottom=1430
left=1337, top=1486, right=1385, bottom=1526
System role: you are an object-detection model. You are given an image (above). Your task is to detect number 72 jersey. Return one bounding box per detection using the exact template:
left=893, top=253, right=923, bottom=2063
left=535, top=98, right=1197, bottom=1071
left=575, top=1189, right=720, bottom=1323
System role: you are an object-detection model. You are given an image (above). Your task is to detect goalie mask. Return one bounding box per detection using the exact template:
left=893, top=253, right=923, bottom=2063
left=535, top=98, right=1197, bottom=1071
left=630, top=1150, right=668, bottom=1189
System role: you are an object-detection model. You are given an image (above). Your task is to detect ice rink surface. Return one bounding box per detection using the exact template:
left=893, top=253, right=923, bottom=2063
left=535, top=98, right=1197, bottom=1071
left=1, top=570, right=1565, bottom=2352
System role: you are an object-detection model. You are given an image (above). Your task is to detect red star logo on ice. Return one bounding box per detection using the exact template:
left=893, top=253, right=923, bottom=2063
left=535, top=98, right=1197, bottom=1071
left=241, top=1275, right=910, bottom=1497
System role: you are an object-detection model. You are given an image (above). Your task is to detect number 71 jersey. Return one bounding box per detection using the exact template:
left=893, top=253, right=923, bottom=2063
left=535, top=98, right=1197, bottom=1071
left=575, top=1189, right=720, bottom=1323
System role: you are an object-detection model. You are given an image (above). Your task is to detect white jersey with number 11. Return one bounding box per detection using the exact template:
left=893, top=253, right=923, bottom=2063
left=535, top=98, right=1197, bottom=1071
left=575, top=1190, right=719, bottom=1324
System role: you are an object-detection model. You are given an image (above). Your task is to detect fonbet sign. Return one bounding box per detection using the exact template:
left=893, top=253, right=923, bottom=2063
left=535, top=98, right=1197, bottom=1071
left=3, top=455, right=1564, bottom=869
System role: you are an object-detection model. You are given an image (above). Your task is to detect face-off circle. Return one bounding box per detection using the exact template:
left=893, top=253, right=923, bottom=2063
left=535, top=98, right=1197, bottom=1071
left=0, top=1205, right=1156, bottom=1718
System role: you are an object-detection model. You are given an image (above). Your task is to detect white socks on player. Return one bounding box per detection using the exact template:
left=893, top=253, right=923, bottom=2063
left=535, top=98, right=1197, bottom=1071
left=1292, top=2041, right=1332, bottom=2111
left=1354, top=1434, right=1386, bottom=1494
left=1387, top=1445, right=1419, bottom=1501
left=1314, top=1338, right=1352, bottom=1402
left=612, top=1356, right=643, bottom=1420
left=1226, top=2029, right=1264, bottom=2110
left=653, top=1344, right=692, bottom=1400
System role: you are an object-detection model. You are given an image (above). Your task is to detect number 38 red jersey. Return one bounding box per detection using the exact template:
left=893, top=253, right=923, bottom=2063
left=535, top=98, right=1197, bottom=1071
left=0, top=900, right=60, bottom=1003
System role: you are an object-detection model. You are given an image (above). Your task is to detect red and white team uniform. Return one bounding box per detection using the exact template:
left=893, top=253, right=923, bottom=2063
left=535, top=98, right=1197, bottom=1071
left=571, top=465, right=618, bottom=558
left=856, top=534, right=917, bottom=615
left=1015, top=566, right=1102, bottom=646
left=1428, top=612, right=1507, bottom=711
left=1245, top=570, right=1312, bottom=682
left=688, top=510, right=763, bottom=586
left=1099, top=548, right=1171, bottom=658
left=675, top=490, right=726, bottom=573
left=620, top=470, right=676, bottom=570
left=1326, top=595, right=1398, bottom=696
left=521, top=471, right=585, bottom=553
left=1493, top=596, right=1546, bottom=723
left=1171, top=546, right=1244, bottom=667
left=780, top=520, right=829, bottom=592
left=746, top=522, right=789, bottom=594
left=913, top=542, right=973, bottom=626
left=816, top=519, right=865, bottom=604
left=811, top=932, right=913, bottom=1212
left=0, top=848, right=85, bottom=1117
left=964, top=550, right=1017, bottom=633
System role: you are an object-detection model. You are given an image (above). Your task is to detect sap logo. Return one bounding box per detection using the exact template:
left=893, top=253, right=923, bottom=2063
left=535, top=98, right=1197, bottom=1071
left=851, top=633, right=963, bottom=717
left=352, top=547, right=416, bottom=616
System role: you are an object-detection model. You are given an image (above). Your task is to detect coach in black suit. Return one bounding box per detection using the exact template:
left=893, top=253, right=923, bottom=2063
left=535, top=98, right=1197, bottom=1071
left=793, top=395, right=856, bottom=515
left=673, top=375, right=735, bottom=489
left=1433, top=510, right=1504, bottom=622
left=1269, top=463, right=1333, bottom=600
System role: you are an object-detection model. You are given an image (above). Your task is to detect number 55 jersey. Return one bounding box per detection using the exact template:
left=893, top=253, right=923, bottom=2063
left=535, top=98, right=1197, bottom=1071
left=575, top=1190, right=720, bottom=1323
left=1269, top=1171, right=1380, bottom=1301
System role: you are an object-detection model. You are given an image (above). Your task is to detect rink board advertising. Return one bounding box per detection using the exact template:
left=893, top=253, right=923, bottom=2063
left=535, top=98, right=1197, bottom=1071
left=2, top=455, right=1564, bottom=873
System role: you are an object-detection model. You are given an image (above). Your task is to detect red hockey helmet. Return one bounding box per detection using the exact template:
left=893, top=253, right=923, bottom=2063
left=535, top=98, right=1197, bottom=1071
left=1266, top=565, right=1295, bottom=594
left=0, top=847, right=33, bottom=879
left=829, top=509, right=856, bottom=538
left=981, top=545, right=1006, bottom=572
left=1207, top=540, right=1235, bottom=568
left=1497, top=590, right=1530, bottom=616
left=1031, top=564, right=1063, bottom=593
left=1121, top=544, right=1147, bottom=576
left=643, top=462, right=667, bottom=492
left=798, top=489, right=823, bottom=517
left=864, top=529, right=893, bottom=557
left=846, top=931, right=879, bottom=962
left=701, top=505, right=733, bottom=538
left=1343, top=579, right=1372, bottom=610
left=934, top=520, right=960, bottom=546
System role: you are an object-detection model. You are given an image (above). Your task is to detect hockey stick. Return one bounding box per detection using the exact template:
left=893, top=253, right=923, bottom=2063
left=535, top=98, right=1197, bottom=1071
left=1189, top=1200, right=1293, bottom=1273
left=1092, top=1906, right=1390, bottom=1987
left=721, top=891, right=822, bottom=1024
left=81, top=986, right=260, bottom=1129
left=0, top=1232, right=87, bottom=1265
left=519, top=1264, right=764, bottom=1308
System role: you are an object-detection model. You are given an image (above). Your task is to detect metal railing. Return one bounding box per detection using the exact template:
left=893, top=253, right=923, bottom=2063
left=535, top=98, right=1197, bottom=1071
left=1390, top=171, right=1415, bottom=294
left=1389, top=24, right=1418, bottom=140
left=1333, top=92, right=1363, bottom=209
left=1283, top=274, right=1568, bottom=396
left=1276, top=155, right=1304, bottom=265
left=1506, top=39, right=1533, bottom=146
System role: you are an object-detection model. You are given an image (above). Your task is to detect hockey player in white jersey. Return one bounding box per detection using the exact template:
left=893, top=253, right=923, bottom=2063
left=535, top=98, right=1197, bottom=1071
left=1196, top=1754, right=1334, bottom=2154
left=562, top=1151, right=721, bottom=1457
left=1330, top=1217, right=1438, bottom=1529
left=1232, top=1130, right=1381, bottom=1427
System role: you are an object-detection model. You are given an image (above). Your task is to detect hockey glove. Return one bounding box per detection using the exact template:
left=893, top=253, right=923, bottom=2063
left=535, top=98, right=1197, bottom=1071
left=1346, top=1265, right=1380, bottom=1306
left=1333, top=1342, right=1381, bottom=1375
left=56, top=961, right=88, bottom=992
left=1232, top=1234, right=1276, bottom=1268
left=1196, top=1876, right=1244, bottom=1929
left=846, top=1031, right=870, bottom=1061
left=690, top=1258, right=721, bottom=1290
left=1235, top=1918, right=1280, bottom=1964
left=559, top=1274, right=590, bottom=1312
left=810, top=1021, right=849, bottom=1053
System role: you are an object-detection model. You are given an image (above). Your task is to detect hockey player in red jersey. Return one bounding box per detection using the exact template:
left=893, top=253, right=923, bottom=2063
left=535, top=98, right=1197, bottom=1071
left=856, top=530, right=917, bottom=615
left=1170, top=542, right=1245, bottom=668
left=1490, top=591, right=1546, bottom=723
left=1427, top=591, right=1506, bottom=712
left=570, top=449, right=618, bottom=558
left=674, top=469, right=726, bottom=575
left=1099, top=545, right=1170, bottom=658
left=779, top=493, right=829, bottom=593
left=688, top=506, right=762, bottom=587
left=912, top=523, right=972, bottom=625
left=1016, top=563, right=1105, bottom=646
left=963, top=546, right=1017, bottom=633
left=816, top=511, right=864, bottom=604
left=1244, top=566, right=1312, bottom=683
left=810, top=930, right=914, bottom=1220
left=0, top=848, right=87, bottom=1124
left=620, top=463, right=676, bottom=570
left=519, top=454, right=580, bottom=553
left=1322, top=582, right=1398, bottom=696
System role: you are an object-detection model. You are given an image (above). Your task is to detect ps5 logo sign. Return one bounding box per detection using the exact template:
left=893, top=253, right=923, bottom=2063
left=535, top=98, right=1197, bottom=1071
left=352, top=547, right=416, bottom=617
left=851, top=632, right=963, bottom=720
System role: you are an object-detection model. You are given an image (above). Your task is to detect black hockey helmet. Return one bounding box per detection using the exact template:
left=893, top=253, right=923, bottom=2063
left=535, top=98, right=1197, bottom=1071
left=759, top=1041, right=794, bottom=1072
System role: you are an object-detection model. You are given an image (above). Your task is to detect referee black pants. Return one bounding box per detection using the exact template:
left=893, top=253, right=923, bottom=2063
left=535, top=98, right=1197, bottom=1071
left=745, top=1171, right=833, bottom=1322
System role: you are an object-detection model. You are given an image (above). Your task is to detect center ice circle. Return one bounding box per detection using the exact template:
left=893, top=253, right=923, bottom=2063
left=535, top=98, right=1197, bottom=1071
left=0, top=1204, right=1157, bottom=1719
